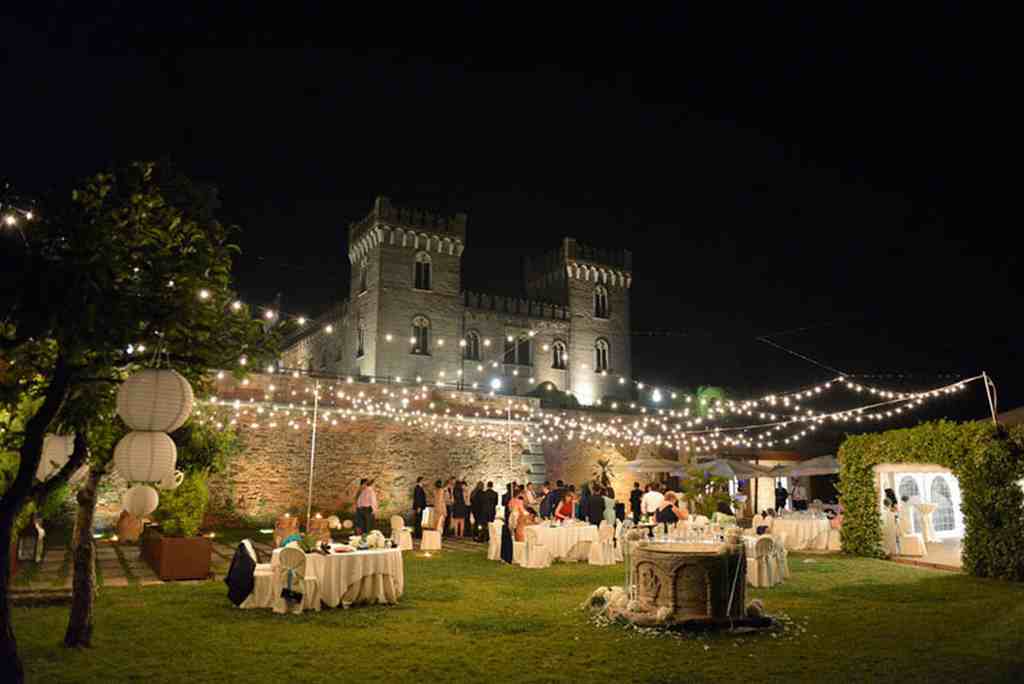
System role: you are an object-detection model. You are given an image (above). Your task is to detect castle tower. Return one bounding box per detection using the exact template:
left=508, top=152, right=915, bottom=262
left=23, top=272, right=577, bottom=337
left=347, top=196, right=467, bottom=379
left=524, top=238, right=632, bottom=404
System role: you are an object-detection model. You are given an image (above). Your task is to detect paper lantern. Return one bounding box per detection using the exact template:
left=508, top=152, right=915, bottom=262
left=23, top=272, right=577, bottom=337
left=36, top=433, right=75, bottom=481
left=122, top=485, right=159, bottom=518
left=116, top=369, right=194, bottom=432
left=114, top=431, right=177, bottom=483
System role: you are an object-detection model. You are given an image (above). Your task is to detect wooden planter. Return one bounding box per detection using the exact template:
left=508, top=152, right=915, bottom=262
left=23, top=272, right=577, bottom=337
left=142, top=532, right=212, bottom=581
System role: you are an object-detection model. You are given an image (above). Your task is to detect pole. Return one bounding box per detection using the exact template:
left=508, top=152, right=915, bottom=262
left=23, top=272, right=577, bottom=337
left=305, top=379, right=320, bottom=527
left=982, top=372, right=998, bottom=425
left=507, top=402, right=514, bottom=478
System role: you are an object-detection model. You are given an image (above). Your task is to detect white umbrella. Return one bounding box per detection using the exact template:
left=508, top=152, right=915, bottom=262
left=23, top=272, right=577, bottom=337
left=622, top=458, right=686, bottom=474
left=694, top=459, right=773, bottom=479
left=778, top=455, right=839, bottom=478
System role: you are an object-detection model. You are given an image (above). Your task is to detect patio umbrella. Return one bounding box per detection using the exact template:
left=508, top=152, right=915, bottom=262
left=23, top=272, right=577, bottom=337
left=622, top=458, right=687, bottom=475
left=778, top=455, right=840, bottom=478
left=693, top=458, right=773, bottom=479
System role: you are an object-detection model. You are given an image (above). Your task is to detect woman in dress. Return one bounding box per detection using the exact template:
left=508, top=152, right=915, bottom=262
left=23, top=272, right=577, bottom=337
left=602, top=487, right=617, bottom=527
left=432, top=479, right=448, bottom=532
left=469, top=481, right=485, bottom=539
left=452, top=480, right=468, bottom=537
left=555, top=491, right=575, bottom=522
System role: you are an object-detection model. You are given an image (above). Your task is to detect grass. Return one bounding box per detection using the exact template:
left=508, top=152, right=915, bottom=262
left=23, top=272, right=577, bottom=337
left=14, top=549, right=1024, bottom=683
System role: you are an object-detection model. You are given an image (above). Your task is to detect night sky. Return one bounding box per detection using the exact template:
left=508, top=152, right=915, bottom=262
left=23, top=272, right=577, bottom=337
left=4, top=5, right=1016, bottom=426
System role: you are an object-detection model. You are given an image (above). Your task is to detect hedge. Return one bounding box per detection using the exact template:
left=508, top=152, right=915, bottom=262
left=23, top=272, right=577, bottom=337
left=837, top=420, right=1024, bottom=581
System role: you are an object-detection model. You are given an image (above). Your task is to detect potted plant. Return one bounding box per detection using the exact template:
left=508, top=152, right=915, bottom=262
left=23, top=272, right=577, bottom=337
left=142, top=472, right=212, bottom=580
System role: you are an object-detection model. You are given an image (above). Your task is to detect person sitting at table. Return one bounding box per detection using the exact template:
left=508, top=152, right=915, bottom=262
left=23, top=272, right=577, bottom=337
left=655, top=493, right=687, bottom=532
left=586, top=485, right=605, bottom=525
left=515, top=506, right=539, bottom=542
left=432, top=479, right=448, bottom=532
left=555, top=491, right=575, bottom=522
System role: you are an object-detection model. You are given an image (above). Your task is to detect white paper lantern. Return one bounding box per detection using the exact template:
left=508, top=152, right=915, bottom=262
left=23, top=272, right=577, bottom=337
left=114, top=431, right=177, bottom=483
left=122, top=485, right=159, bottom=518
left=36, top=433, right=75, bottom=481
left=116, top=369, right=194, bottom=432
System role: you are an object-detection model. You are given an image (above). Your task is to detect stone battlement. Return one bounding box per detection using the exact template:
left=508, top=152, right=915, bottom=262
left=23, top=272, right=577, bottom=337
left=463, top=290, right=570, bottom=321
left=348, top=195, right=467, bottom=249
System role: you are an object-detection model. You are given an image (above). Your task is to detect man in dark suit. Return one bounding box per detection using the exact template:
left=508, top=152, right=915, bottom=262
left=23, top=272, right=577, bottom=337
left=481, top=481, right=499, bottom=539
left=541, top=480, right=564, bottom=519
left=412, top=476, right=427, bottom=538
left=630, top=482, right=643, bottom=523
left=587, top=485, right=606, bottom=525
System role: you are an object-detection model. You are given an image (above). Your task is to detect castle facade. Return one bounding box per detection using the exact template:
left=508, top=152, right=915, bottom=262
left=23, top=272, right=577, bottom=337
left=281, top=196, right=632, bottom=405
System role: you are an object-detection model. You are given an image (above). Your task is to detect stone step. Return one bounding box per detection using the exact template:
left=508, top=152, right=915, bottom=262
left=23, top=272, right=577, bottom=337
left=520, top=452, right=546, bottom=465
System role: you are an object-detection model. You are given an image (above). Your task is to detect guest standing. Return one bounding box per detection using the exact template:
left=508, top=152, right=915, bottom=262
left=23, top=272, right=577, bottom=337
left=641, top=483, right=664, bottom=518
left=577, top=484, right=591, bottom=521
left=469, top=481, right=485, bottom=539
left=775, top=482, right=789, bottom=513
left=452, top=480, right=468, bottom=537
left=630, top=482, right=643, bottom=523
left=586, top=485, right=606, bottom=525
left=791, top=479, right=808, bottom=511
left=412, top=476, right=428, bottom=539
left=432, top=479, right=448, bottom=532
left=482, top=481, right=499, bottom=535
left=655, top=493, right=687, bottom=533
left=602, top=488, right=617, bottom=527
left=355, top=479, right=379, bottom=534
left=444, top=477, right=455, bottom=535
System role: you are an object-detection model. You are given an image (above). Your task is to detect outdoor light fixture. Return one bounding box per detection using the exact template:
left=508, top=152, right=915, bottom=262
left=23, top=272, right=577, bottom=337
left=298, top=317, right=306, bottom=325
left=325, top=325, right=334, bottom=333
left=490, top=378, right=502, bottom=390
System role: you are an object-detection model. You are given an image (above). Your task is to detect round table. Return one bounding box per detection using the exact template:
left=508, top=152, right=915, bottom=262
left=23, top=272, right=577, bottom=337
left=769, top=517, right=831, bottom=550
left=527, top=524, right=599, bottom=560
left=271, top=546, right=404, bottom=608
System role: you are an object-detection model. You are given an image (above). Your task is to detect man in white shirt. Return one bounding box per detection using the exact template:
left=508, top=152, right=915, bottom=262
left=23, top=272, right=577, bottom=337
left=641, top=483, right=664, bottom=517
left=791, top=480, right=808, bottom=511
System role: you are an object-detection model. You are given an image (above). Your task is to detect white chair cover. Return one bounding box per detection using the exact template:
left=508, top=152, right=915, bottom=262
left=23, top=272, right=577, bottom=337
left=896, top=507, right=927, bottom=557
left=747, top=536, right=776, bottom=588
left=588, top=521, right=616, bottom=566
left=691, top=515, right=709, bottom=527
left=390, top=515, right=413, bottom=551
left=773, top=534, right=790, bottom=580
left=512, top=540, right=526, bottom=566
left=421, top=529, right=442, bottom=551
left=272, top=545, right=321, bottom=614
left=827, top=527, right=842, bottom=551
left=521, top=527, right=552, bottom=568
left=487, top=520, right=503, bottom=560
left=238, top=539, right=275, bottom=609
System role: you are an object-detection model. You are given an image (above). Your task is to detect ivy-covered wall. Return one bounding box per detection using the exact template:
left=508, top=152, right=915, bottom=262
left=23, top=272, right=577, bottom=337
left=837, top=420, right=1024, bottom=581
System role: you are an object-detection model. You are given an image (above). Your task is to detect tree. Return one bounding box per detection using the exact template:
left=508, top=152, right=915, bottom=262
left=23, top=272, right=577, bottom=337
left=0, top=162, right=290, bottom=681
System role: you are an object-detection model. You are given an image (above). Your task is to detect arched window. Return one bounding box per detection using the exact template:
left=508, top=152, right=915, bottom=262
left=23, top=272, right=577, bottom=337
left=930, top=476, right=956, bottom=532
left=359, top=257, right=368, bottom=293
left=414, top=252, right=432, bottom=290
left=594, top=338, right=609, bottom=372
left=411, top=315, right=431, bottom=355
left=356, top=324, right=365, bottom=358
left=898, top=476, right=923, bottom=533
left=594, top=284, right=609, bottom=318
left=464, top=330, right=481, bottom=361
left=503, top=334, right=531, bottom=365
left=551, top=340, right=567, bottom=369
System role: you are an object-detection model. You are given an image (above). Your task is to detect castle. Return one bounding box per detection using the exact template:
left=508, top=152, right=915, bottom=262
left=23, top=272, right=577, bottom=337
left=280, top=196, right=633, bottom=405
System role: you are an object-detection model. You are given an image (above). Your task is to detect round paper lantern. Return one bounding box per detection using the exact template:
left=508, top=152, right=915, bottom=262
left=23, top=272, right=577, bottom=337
left=116, top=369, right=194, bottom=432
left=122, top=485, right=159, bottom=518
left=114, top=431, right=177, bottom=483
left=36, top=433, right=75, bottom=481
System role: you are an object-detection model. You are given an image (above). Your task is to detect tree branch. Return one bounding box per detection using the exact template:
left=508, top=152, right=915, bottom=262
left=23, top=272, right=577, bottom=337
left=30, top=432, right=92, bottom=502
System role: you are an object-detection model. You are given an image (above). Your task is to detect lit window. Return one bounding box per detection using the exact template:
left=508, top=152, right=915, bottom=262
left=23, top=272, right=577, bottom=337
left=464, top=330, right=481, bottom=361
left=551, top=340, right=567, bottom=370
left=356, top=325, right=365, bottom=358
left=412, top=315, right=431, bottom=355
left=503, top=334, right=531, bottom=365
left=414, top=252, right=432, bottom=290
left=594, top=284, right=609, bottom=318
left=898, top=476, right=923, bottom=533
left=930, top=476, right=956, bottom=532
left=594, top=338, right=609, bottom=372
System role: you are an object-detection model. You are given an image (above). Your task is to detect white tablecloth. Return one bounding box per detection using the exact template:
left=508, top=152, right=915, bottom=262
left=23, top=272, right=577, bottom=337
left=770, top=518, right=830, bottom=551
left=527, top=524, right=599, bottom=560
left=271, top=547, right=404, bottom=608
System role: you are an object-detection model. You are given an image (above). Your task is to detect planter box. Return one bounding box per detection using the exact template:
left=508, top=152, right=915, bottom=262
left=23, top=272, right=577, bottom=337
left=142, top=532, right=212, bottom=581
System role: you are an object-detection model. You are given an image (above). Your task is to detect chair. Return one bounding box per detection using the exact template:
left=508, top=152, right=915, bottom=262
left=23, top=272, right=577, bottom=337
left=614, top=520, right=633, bottom=562
left=691, top=515, right=709, bottom=527
left=272, top=546, right=321, bottom=614
left=521, top=527, right=552, bottom=568
left=747, top=536, right=777, bottom=588
left=390, top=515, right=413, bottom=551
left=232, top=540, right=274, bottom=609
left=809, top=499, right=825, bottom=514
left=712, top=512, right=737, bottom=527
left=896, top=506, right=927, bottom=557
left=771, top=534, right=790, bottom=580
left=588, top=521, right=617, bottom=566
left=487, top=520, right=504, bottom=560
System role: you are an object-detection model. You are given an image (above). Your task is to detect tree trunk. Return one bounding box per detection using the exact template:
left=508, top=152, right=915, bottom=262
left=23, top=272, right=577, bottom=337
left=0, top=509, right=26, bottom=684
left=64, top=466, right=103, bottom=648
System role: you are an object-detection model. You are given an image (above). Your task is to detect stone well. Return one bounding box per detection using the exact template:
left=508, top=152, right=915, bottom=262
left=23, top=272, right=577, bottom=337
left=631, top=541, right=746, bottom=622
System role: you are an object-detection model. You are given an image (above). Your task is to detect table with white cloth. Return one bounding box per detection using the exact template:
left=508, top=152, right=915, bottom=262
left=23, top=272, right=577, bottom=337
left=526, top=524, right=599, bottom=561
left=769, top=517, right=831, bottom=551
left=270, top=546, right=404, bottom=608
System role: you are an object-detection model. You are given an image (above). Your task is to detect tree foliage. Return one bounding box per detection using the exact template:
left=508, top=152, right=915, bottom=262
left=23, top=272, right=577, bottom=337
left=837, top=420, right=1024, bottom=581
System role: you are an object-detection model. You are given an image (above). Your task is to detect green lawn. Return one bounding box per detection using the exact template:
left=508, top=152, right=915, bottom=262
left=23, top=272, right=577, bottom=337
left=14, top=549, right=1024, bottom=683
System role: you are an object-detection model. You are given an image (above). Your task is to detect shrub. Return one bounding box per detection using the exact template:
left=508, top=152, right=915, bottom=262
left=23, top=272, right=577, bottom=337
left=153, top=472, right=209, bottom=537
left=837, top=420, right=1024, bottom=581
